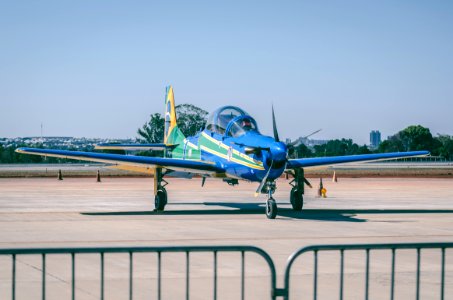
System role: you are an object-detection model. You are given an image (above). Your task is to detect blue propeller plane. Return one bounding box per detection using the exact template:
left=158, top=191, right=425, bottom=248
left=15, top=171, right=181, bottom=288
left=16, top=86, right=429, bottom=219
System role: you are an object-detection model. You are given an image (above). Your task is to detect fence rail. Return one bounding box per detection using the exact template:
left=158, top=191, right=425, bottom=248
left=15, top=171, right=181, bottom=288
left=284, top=242, right=453, bottom=300
left=0, top=242, right=451, bottom=300
left=0, top=245, right=277, bottom=300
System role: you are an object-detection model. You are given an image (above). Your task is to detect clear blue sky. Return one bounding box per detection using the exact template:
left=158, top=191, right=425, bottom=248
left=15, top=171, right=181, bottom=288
left=1, top=0, right=452, bottom=144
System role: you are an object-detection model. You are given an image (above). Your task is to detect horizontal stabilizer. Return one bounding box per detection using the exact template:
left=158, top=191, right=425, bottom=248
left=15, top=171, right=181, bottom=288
left=95, top=143, right=178, bottom=151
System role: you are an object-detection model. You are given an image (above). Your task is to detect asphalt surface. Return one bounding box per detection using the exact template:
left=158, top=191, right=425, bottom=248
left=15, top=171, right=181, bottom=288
left=0, top=177, right=452, bottom=299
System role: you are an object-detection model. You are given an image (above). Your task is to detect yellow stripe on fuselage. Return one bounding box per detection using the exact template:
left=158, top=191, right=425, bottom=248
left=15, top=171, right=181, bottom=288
left=183, top=139, right=199, bottom=150
left=199, top=144, right=265, bottom=170
left=200, top=132, right=263, bottom=167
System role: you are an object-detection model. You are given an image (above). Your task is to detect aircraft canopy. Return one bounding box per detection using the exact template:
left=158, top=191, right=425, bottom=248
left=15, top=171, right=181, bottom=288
left=206, top=106, right=247, bottom=134
left=206, top=106, right=259, bottom=137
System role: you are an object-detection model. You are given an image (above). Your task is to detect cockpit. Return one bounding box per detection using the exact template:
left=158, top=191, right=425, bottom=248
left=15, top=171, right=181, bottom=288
left=205, top=106, right=259, bottom=137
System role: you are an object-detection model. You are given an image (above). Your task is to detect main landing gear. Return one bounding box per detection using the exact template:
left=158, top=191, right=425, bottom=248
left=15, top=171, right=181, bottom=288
left=154, top=168, right=168, bottom=212
left=289, top=168, right=311, bottom=212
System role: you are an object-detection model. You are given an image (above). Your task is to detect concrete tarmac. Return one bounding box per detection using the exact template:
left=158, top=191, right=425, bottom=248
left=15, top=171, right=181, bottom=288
left=0, top=177, right=452, bottom=299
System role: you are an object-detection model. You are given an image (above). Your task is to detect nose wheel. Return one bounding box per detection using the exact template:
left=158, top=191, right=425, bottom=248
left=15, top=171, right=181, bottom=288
left=266, top=197, right=277, bottom=219
left=262, top=181, right=278, bottom=219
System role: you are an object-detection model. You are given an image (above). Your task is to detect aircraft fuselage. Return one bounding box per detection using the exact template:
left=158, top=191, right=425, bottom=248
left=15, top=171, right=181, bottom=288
left=181, top=130, right=288, bottom=182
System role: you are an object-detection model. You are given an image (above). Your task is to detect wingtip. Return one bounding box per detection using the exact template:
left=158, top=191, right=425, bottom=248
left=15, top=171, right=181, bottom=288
left=15, top=147, right=26, bottom=153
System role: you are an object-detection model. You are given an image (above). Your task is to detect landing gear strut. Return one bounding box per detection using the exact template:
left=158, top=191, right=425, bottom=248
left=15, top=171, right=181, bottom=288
left=289, top=168, right=310, bottom=211
left=154, top=168, right=168, bottom=211
left=262, top=181, right=277, bottom=219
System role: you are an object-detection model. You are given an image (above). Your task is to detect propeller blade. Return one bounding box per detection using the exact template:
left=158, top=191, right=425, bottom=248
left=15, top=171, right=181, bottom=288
left=254, top=160, right=273, bottom=197
left=272, top=105, right=280, bottom=142
left=303, top=129, right=322, bottom=139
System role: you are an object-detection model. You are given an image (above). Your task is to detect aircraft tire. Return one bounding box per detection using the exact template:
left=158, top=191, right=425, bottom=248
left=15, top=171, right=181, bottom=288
left=290, top=187, right=303, bottom=211
left=266, top=198, right=277, bottom=219
left=155, top=188, right=167, bottom=211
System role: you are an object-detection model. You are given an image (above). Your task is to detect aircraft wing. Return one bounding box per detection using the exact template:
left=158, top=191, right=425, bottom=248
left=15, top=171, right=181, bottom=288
left=94, top=143, right=177, bottom=151
left=286, top=151, right=429, bottom=169
left=15, top=147, right=224, bottom=175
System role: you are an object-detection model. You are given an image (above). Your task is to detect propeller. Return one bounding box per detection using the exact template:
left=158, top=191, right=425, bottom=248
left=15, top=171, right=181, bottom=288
left=286, top=129, right=322, bottom=157
left=272, top=104, right=280, bottom=142
left=255, top=160, right=273, bottom=197
left=255, top=105, right=314, bottom=196
left=254, top=105, right=281, bottom=196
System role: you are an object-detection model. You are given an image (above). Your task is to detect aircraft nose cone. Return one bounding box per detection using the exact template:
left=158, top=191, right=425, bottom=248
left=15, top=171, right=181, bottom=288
left=271, top=142, right=287, bottom=162
left=267, top=142, right=287, bottom=170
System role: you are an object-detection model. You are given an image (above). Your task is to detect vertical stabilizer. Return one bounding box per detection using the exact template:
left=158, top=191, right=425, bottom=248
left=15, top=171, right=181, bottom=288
left=163, top=86, right=186, bottom=157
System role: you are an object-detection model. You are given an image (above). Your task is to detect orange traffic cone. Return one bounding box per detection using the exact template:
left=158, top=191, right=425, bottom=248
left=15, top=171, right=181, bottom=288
left=317, top=178, right=323, bottom=197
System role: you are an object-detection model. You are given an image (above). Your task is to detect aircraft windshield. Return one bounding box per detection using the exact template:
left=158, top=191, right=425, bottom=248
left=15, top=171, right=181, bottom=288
left=227, top=116, right=258, bottom=137
left=206, top=106, right=248, bottom=135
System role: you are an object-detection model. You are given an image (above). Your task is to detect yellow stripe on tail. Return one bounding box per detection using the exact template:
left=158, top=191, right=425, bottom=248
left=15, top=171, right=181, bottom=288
left=164, top=86, right=178, bottom=144
left=163, top=86, right=186, bottom=158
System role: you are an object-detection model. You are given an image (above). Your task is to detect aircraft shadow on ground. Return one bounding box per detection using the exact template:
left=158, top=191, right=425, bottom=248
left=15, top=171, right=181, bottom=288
left=81, top=202, right=453, bottom=222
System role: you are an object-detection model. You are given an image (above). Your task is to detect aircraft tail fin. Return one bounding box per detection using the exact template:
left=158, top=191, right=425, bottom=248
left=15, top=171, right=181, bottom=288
left=164, top=86, right=185, bottom=147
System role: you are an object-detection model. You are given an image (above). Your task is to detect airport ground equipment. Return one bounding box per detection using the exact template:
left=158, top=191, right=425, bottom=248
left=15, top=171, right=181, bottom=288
left=1, top=242, right=451, bottom=299
left=15, top=86, right=430, bottom=219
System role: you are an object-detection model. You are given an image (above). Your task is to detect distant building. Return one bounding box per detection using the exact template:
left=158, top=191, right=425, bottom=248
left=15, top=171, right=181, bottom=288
left=370, top=130, right=381, bottom=149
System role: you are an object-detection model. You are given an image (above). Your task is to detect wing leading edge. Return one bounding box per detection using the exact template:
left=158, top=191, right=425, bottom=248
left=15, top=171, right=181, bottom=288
left=94, top=143, right=177, bottom=151
left=287, top=151, right=429, bottom=169
left=15, top=148, right=224, bottom=175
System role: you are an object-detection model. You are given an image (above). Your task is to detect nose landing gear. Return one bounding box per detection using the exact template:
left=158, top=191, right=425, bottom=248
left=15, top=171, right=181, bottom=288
left=262, top=181, right=277, bottom=219
left=266, top=197, right=277, bottom=219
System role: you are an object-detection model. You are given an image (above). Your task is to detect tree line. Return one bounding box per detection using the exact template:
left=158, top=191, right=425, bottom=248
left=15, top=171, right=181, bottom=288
left=291, top=125, right=453, bottom=160
left=0, top=144, right=85, bottom=164
left=2, top=104, right=452, bottom=163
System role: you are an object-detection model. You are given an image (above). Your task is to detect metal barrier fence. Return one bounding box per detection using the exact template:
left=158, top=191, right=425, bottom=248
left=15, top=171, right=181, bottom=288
left=0, top=245, right=277, bottom=300
left=0, top=242, right=451, bottom=299
left=284, top=242, right=453, bottom=300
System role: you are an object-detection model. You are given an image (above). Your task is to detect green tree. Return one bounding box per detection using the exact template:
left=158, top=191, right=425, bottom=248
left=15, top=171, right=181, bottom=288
left=379, top=125, right=440, bottom=154
left=137, top=104, right=208, bottom=143
left=378, top=136, right=405, bottom=152
left=436, top=135, right=453, bottom=160
left=291, top=143, right=313, bottom=158
left=313, top=139, right=370, bottom=157
left=175, top=104, right=208, bottom=137
left=137, top=113, right=165, bottom=143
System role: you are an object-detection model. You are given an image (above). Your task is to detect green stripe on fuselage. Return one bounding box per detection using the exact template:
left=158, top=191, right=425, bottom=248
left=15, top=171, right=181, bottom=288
left=199, top=132, right=264, bottom=170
